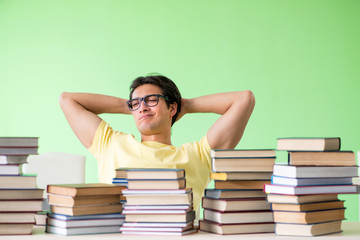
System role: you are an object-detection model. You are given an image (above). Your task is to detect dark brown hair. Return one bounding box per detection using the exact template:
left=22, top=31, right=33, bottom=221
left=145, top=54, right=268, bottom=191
left=129, top=75, right=181, bottom=126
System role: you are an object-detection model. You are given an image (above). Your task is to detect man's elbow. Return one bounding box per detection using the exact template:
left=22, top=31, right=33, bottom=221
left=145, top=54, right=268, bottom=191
left=241, top=90, right=255, bottom=112
left=59, top=92, right=73, bottom=110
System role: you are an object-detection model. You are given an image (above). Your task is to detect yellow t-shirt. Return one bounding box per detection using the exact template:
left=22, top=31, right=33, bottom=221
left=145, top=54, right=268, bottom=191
left=88, top=120, right=212, bottom=213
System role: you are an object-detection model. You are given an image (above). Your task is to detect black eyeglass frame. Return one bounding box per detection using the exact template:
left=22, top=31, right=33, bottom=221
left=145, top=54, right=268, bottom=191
left=126, top=94, right=170, bottom=111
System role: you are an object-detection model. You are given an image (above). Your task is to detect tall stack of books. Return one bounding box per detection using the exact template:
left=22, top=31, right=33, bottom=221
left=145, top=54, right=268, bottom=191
left=46, top=183, right=125, bottom=235
left=0, top=137, right=43, bottom=235
left=119, top=168, right=197, bottom=236
left=199, top=149, right=276, bottom=235
left=265, top=137, right=360, bottom=237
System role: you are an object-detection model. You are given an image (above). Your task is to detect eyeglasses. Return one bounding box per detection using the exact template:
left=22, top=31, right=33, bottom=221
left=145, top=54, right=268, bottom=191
left=126, top=94, right=169, bottom=111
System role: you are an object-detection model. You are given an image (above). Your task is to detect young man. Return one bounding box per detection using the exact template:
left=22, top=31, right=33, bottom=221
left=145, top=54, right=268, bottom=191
left=59, top=75, right=255, bottom=214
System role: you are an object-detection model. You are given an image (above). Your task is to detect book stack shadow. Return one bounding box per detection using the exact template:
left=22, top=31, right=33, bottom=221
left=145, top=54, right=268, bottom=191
left=264, top=137, right=360, bottom=237
left=118, top=168, right=198, bottom=236
left=0, top=137, right=43, bottom=235
left=199, top=149, right=276, bottom=235
left=45, top=183, right=125, bottom=235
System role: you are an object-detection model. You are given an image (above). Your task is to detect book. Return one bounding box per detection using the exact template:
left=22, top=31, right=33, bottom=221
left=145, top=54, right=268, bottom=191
left=277, top=137, right=341, bottom=151
left=275, top=221, right=342, bottom=236
left=122, top=188, right=191, bottom=195
left=121, top=228, right=198, bottom=236
left=127, top=178, right=186, bottom=190
left=211, top=157, right=275, bottom=172
left=47, top=194, right=121, bottom=207
left=125, top=210, right=195, bottom=223
left=273, top=208, right=345, bottom=224
left=123, top=205, right=191, bottom=210
left=264, top=184, right=360, bottom=195
left=47, top=183, right=125, bottom=197
left=271, top=176, right=354, bottom=186
left=214, top=180, right=270, bottom=189
left=0, top=155, right=28, bottom=164
left=266, top=194, right=339, bottom=204
left=203, top=209, right=273, bottom=224
left=271, top=200, right=344, bottom=212
left=0, top=212, right=36, bottom=223
left=34, top=211, right=47, bottom=226
left=0, top=223, right=34, bottom=235
left=46, top=225, right=121, bottom=235
left=273, top=164, right=359, bottom=178
left=202, top=197, right=270, bottom=211
left=122, top=209, right=192, bottom=215
left=47, top=217, right=125, bottom=228
left=0, top=199, right=43, bottom=212
left=124, top=192, right=192, bottom=205
left=0, top=137, right=38, bottom=147
left=0, top=175, right=37, bottom=188
left=199, top=220, right=275, bottom=235
left=47, top=212, right=124, bottom=221
left=50, top=203, right=123, bottom=216
left=211, top=172, right=272, bottom=181
left=210, top=149, right=276, bottom=158
left=115, top=168, right=185, bottom=179
left=122, top=221, right=192, bottom=228
left=0, top=164, right=23, bottom=175
left=288, top=151, right=356, bottom=166
left=120, top=224, right=193, bottom=233
left=0, top=189, right=44, bottom=200
left=0, top=147, right=38, bottom=155
left=205, top=189, right=266, bottom=199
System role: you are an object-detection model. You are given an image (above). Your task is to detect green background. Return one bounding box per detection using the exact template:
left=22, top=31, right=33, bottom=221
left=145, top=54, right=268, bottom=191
left=0, top=0, right=359, bottom=221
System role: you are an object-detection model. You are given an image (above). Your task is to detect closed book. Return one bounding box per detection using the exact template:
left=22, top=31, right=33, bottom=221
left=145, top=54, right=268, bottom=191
left=266, top=194, right=338, bottom=204
left=121, top=228, right=198, bottom=236
left=0, top=164, right=23, bottom=175
left=0, top=175, right=37, bottom=189
left=264, top=184, right=360, bottom=195
left=124, top=193, right=192, bottom=205
left=203, top=209, right=273, bottom=224
left=215, top=180, right=270, bottom=190
left=0, top=189, right=44, bottom=200
left=0, top=199, right=43, bottom=212
left=211, top=172, right=272, bottom=181
left=47, top=194, right=121, bottom=207
left=0, top=147, right=38, bottom=155
left=273, top=208, right=345, bottom=224
left=212, top=157, right=275, bottom=172
left=0, top=137, right=38, bottom=147
left=47, top=217, right=125, bottom=228
left=123, top=205, right=191, bottom=210
left=273, top=164, right=359, bottom=178
left=210, top=149, right=276, bottom=158
left=0, top=223, right=34, bottom=235
left=199, top=220, right=275, bottom=235
left=271, top=200, right=344, bottom=212
left=122, top=188, right=191, bottom=195
left=50, top=203, right=123, bottom=216
left=127, top=178, right=186, bottom=190
left=47, top=183, right=125, bottom=197
left=0, top=212, right=36, bottom=223
left=120, top=224, right=193, bottom=233
left=122, top=208, right=192, bottom=215
left=122, top=221, right=193, bottom=228
left=202, top=197, right=270, bottom=211
left=288, top=151, right=356, bottom=166
left=46, top=225, right=121, bottom=235
left=0, top=155, right=28, bottom=164
left=277, top=137, right=340, bottom=151
left=271, top=176, right=353, bottom=186
left=115, top=168, right=185, bottom=179
left=47, top=212, right=124, bottom=221
left=125, top=210, right=195, bottom=223
left=205, top=189, right=266, bottom=199
left=275, top=221, right=342, bottom=236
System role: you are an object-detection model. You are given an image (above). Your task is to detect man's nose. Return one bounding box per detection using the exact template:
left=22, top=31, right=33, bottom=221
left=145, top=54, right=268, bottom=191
left=139, top=100, right=150, bottom=112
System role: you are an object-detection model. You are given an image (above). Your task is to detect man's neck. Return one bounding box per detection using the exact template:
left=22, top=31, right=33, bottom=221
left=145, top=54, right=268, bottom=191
left=141, top=133, right=172, bottom=146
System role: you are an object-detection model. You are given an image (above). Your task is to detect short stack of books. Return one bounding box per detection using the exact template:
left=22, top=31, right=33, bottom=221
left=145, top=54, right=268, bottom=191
left=0, top=137, right=43, bottom=235
left=199, top=149, right=276, bottom=235
left=119, top=168, right=197, bottom=236
left=264, top=137, right=360, bottom=237
left=46, top=183, right=125, bottom=235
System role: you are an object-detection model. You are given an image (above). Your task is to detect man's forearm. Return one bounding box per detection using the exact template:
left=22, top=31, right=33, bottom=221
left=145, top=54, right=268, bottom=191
left=60, top=92, right=131, bottom=115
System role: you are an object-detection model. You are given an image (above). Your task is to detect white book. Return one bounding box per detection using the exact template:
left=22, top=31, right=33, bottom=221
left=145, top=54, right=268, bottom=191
left=271, top=176, right=354, bottom=186
left=264, top=184, right=360, bottom=195
left=47, top=217, right=125, bottom=228
left=46, top=225, right=121, bottom=235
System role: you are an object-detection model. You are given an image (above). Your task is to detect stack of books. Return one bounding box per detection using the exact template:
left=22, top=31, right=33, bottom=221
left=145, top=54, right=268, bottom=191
left=119, top=168, right=197, bottom=236
left=46, top=183, right=125, bottom=235
left=0, top=137, right=43, bottom=235
left=199, top=149, right=276, bottom=235
left=265, top=137, right=360, bottom=236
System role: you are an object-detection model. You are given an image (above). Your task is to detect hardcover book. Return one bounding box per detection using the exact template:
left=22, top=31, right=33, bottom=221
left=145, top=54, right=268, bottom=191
left=47, top=183, right=125, bottom=197
left=276, top=137, right=341, bottom=151
left=199, top=220, right=275, bottom=235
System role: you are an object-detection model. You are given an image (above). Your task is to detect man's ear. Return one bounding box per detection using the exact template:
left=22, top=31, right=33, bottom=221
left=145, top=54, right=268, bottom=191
left=169, top=102, right=177, bottom=117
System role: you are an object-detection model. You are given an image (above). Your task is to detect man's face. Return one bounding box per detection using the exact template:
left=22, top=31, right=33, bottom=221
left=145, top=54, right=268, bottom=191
left=131, top=84, right=176, bottom=137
